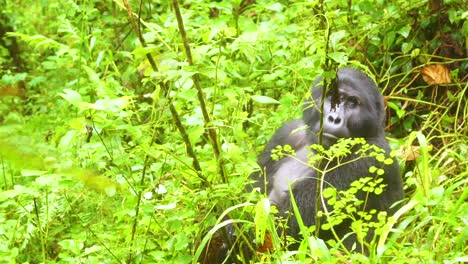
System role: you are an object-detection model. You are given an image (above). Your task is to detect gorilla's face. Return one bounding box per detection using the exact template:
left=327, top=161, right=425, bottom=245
left=303, top=68, right=385, bottom=147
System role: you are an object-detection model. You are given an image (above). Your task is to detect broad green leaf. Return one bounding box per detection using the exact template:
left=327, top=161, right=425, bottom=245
left=59, top=89, right=83, bottom=107
left=401, top=42, right=413, bottom=54
left=36, top=174, right=57, bottom=186
left=251, top=95, right=280, bottom=105
left=266, top=3, right=283, bottom=12
left=330, top=30, right=346, bottom=50
left=21, top=170, right=47, bottom=177
left=397, top=25, right=411, bottom=38
left=328, top=52, right=348, bottom=64
left=91, top=97, right=131, bottom=112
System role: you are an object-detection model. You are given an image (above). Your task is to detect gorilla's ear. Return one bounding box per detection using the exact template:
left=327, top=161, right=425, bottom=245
left=371, top=85, right=386, bottom=126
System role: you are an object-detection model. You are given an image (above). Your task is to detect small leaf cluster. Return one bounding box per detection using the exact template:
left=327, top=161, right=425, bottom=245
left=352, top=176, right=386, bottom=196
left=315, top=138, right=391, bottom=242
left=271, top=144, right=296, bottom=161
left=320, top=187, right=363, bottom=231
left=319, top=175, right=389, bottom=235
left=351, top=210, right=389, bottom=244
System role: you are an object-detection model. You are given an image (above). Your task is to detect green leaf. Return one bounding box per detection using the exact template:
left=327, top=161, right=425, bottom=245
left=91, top=97, right=131, bottom=112
left=21, top=170, right=47, bottom=177
left=251, top=95, right=280, bottom=105
left=327, top=52, right=348, bottom=64
left=411, top=48, right=420, bottom=58
left=401, top=42, right=413, bottom=54
left=35, top=175, right=57, bottom=186
left=387, top=101, right=406, bottom=118
left=0, top=188, right=22, bottom=201
left=266, top=3, right=283, bottom=12
left=322, top=188, right=336, bottom=199
left=329, top=30, right=346, bottom=50
left=59, top=89, right=83, bottom=107
left=397, top=25, right=411, bottom=38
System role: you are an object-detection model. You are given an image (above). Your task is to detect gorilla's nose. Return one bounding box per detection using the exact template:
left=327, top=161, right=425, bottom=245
left=327, top=112, right=342, bottom=125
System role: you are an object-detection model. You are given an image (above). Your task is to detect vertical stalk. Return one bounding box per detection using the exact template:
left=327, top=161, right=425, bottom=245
left=172, top=0, right=227, bottom=183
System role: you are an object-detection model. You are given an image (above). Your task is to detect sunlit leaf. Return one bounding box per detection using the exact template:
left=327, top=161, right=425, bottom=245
left=155, top=203, right=177, bottom=210
left=330, top=30, right=346, bottom=50
left=251, top=95, right=280, bottom=105
left=397, top=25, right=411, bottom=38
left=328, top=52, right=348, bottom=64
left=21, top=170, right=47, bottom=177
left=59, top=89, right=83, bottom=107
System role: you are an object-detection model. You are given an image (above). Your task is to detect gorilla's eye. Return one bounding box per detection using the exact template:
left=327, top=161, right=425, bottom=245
left=347, top=96, right=360, bottom=108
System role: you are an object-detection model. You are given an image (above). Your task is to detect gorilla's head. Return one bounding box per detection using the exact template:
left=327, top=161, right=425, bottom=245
left=303, top=68, right=386, bottom=147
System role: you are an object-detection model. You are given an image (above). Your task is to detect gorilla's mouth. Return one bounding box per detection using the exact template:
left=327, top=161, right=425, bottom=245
left=322, top=133, right=338, bottom=140
left=321, top=133, right=339, bottom=148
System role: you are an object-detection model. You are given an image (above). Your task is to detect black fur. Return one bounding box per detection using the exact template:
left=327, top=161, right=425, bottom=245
left=253, top=67, right=404, bottom=250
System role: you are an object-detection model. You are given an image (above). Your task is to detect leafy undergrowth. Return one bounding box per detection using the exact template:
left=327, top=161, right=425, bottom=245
left=0, top=0, right=466, bottom=263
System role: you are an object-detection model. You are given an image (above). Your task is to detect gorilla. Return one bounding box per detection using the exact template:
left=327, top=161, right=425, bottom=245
left=254, top=67, right=404, bottom=251
left=198, top=68, right=404, bottom=263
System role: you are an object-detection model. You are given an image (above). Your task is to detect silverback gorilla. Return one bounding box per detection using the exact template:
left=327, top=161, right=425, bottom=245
left=254, top=67, right=404, bottom=251
left=199, top=68, right=404, bottom=263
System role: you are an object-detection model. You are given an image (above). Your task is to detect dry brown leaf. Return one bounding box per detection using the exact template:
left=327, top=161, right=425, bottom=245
left=0, top=85, right=21, bottom=97
left=396, top=145, right=421, bottom=161
left=257, top=231, right=273, bottom=253
left=421, top=64, right=452, bottom=85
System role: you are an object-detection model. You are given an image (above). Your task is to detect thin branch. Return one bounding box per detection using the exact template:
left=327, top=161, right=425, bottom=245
left=172, top=0, right=227, bottom=183
left=121, top=0, right=205, bottom=182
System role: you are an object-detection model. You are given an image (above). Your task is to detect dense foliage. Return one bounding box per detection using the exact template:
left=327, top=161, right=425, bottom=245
left=0, top=0, right=466, bottom=263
